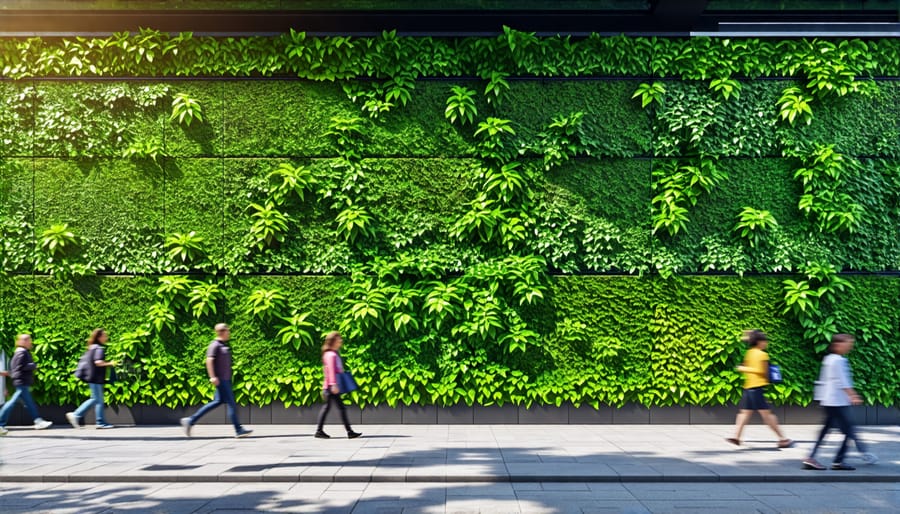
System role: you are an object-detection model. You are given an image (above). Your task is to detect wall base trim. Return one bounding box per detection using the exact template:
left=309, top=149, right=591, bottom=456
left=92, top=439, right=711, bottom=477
left=6, top=402, right=898, bottom=426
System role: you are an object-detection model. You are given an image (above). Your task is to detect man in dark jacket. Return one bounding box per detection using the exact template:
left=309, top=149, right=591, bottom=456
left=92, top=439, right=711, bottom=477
left=0, top=334, right=53, bottom=435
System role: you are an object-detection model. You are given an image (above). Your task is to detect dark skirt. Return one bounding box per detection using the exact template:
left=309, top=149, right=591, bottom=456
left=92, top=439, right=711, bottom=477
left=738, top=387, right=771, bottom=411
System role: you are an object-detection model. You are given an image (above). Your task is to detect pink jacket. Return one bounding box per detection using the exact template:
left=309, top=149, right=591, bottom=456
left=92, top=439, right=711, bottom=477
left=322, top=350, right=344, bottom=388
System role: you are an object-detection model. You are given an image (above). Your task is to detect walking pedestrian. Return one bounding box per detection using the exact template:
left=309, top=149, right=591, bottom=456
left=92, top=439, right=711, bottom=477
left=803, top=333, right=878, bottom=470
left=180, top=323, right=252, bottom=438
left=726, top=330, right=793, bottom=448
left=0, top=334, right=53, bottom=435
left=315, top=331, right=361, bottom=439
left=66, top=329, right=117, bottom=429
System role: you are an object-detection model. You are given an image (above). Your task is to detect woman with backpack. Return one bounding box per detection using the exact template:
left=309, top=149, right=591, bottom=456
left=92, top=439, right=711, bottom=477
left=726, top=330, right=793, bottom=448
left=315, top=331, right=361, bottom=440
left=66, top=329, right=116, bottom=429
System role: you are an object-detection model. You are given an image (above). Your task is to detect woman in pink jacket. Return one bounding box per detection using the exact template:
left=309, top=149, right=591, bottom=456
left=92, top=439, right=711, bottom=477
left=315, top=331, right=361, bottom=439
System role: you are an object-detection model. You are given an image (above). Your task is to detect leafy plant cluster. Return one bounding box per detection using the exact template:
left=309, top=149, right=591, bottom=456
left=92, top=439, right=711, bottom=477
left=0, top=82, right=206, bottom=160
left=650, top=157, right=727, bottom=239
left=790, top=144, right=863, bottom=234
left=3, top=29, right=900, bottom=80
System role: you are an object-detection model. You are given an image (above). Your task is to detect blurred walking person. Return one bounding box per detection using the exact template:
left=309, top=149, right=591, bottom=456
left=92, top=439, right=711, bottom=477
left=0, top=334, right=53, bottom=435
left=726, top=330, right=793, bottom=448
left=180, top=324, right=252, bottom=438
left=315, top=331, right=361, bottom=439
left=803, top=334, right=877, bottom=470
left=67, top=329, right=117, bottom=429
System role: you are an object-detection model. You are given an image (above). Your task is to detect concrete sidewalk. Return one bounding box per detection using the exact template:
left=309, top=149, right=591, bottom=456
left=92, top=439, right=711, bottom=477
left=1, top=424, right=898, bottom=483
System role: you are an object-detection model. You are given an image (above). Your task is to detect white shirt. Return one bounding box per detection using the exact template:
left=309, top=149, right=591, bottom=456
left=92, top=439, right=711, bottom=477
left=815, top=353, right=853, bottom=407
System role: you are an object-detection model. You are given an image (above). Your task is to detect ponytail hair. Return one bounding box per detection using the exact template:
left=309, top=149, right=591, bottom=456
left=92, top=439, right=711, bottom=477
left=321, top=331, right=341, bottom=354
left=741, top=329, right=768, bottom=347
left=87, top=328, right=105, bottom=348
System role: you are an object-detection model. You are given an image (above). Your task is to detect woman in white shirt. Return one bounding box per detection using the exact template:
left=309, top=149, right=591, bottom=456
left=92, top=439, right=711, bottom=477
left=802, top=334, right=877, bottom=471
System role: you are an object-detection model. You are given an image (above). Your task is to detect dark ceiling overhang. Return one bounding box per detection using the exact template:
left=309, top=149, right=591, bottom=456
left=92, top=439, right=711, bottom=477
left=0, top=0, right=897, bottom=37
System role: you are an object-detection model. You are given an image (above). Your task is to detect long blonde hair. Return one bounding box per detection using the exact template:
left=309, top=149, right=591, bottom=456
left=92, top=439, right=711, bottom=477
left=321, top=331, right=341, bottom=354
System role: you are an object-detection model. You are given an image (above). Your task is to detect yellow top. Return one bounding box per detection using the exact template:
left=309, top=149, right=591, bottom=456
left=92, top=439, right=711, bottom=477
left=741, top=347, right=769, bottom=389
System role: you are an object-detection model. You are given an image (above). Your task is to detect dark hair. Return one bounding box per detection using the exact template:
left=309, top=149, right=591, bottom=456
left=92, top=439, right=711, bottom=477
left=87, top=328, right=105, bottom=348
left=321, top=331, right=341, bottom=355
left=828, top=333, right=855, bottom=353
left=742, top=329, right=768, bottom=347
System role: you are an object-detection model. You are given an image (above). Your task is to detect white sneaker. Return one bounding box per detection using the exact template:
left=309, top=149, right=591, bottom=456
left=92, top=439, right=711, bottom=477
left=0, top=427, right=8, bottom=436
left=96, top=424, right=115, bottom=429
left=180, top=417, right=192, bottom=437
left=861, top=453, right=879, bottom=465
left=65, top=412, right=81, bottom=429
left=34, top=418, right=52, bottom=430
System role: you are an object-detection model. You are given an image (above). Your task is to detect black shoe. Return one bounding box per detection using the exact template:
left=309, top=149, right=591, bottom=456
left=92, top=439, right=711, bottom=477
left=347, top=431, right=362, bottom=439
left=315, top=431, right=330, bottom=439
left=832, top=462, right=856, bottom=471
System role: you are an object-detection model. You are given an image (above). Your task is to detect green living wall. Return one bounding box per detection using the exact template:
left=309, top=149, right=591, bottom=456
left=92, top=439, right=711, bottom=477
left=1, top=31, right=899, bottom=410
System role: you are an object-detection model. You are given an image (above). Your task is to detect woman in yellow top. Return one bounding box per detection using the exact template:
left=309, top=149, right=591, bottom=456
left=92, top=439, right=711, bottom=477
left=726, top=330, right=793, bottom=448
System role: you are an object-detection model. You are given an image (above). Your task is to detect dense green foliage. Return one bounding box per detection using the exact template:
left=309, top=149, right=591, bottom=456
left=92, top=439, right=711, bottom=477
left=1, top=30, right=899, bottom=410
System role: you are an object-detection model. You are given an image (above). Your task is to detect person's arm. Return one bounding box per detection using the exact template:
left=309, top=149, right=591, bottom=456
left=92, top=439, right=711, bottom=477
left=736, top=353, right=766, bottom=376
left=206, top=357, right=219, bottom=386
left=324, top=352, right=339, bottom=394
left=839, top=359, right=862, bottom=405
left=93, top=347, right=116, bottom=368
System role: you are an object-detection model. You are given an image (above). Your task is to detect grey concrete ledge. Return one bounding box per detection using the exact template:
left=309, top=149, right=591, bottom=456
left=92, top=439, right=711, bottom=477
left=8, top=402, right=899, bottom=426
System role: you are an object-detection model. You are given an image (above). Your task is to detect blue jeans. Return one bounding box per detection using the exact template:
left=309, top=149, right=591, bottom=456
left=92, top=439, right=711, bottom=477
left=188, top=380, right=242, bottom=432
left=0, top=385, right=42, bottom=427
left=809, top=405, right=868, bottom=463
left=74, top=382, right=107, bottom=425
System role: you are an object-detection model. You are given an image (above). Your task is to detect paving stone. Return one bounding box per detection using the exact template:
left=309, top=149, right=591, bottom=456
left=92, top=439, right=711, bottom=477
left=2, top=424, right=899, bottom=486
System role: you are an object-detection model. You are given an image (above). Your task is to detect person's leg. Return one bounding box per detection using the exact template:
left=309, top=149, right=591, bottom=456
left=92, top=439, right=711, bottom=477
left=91, top=383, right=107, bottom=425
left=16, top=386, right=42, bottom=422
left=808, top=408, right=835, bottom=459
left=759, top=409, right=786, bottom=439
left=843, top=406, right=868, bottom=454
left=835, top=406, right=867, bottom=458
left=333, top=392, right=352, bottom=432
left=0, top=387, right=23, bottom=426
left=731, top=410, right=753, bottom=441
left=73, top=387, right=97, bottom=421
left=218, top=381, right=241, bottom=432
left=832, top=406, right=853, bottom=464
left=188, top=385, right=223, bottom=425
left=316, top=391, right=334, bottom=432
